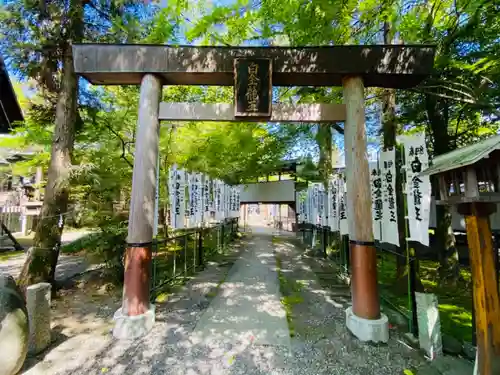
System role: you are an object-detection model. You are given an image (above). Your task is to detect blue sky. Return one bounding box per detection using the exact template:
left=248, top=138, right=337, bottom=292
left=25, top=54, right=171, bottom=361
left=3, top=0, right=382, bottom=164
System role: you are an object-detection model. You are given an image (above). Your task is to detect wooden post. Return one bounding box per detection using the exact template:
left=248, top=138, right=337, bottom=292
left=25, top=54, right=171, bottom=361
left=122, top=74, right=162, bottom=316
left=458, top=202, right=500, bottom=375
left=342, top=76, right=380, bottom=320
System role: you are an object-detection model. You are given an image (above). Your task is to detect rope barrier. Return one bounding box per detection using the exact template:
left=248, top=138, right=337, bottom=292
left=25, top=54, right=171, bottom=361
left=37, top=210, right=75, bottom=220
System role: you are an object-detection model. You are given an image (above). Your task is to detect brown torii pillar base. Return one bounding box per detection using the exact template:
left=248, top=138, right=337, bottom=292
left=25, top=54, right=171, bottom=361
left=113, top=74, right=162, bottom=340
left=458, top=202, right=500, bottom=375
left=342, top=76, right=389, bottom=343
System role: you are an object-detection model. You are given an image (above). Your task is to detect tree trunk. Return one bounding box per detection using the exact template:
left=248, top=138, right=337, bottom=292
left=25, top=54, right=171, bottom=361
left=425, top=93, right=460, bottom=285
left=435, top=204, right=460, bottom=283
left=380, top=21, right=415, bottom=280
left=18, top=2, right=83, bottom=289
left=316, top=123, right=333, bottom=188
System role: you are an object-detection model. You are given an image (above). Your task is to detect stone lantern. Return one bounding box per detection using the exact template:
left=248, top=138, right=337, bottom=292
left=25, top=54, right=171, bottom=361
left=420, top=135, right=500, bottom=375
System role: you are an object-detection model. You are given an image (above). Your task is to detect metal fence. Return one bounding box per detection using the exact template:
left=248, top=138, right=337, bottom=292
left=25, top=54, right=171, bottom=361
left=150, top=218, right=238, bottom=300
left=297, top=223, right=418, bottom=336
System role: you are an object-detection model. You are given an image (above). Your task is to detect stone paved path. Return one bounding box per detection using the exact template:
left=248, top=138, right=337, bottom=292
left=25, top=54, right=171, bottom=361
left=192, top=234, right=290, bottom=349
left=21, top=227, right=468, bottom=375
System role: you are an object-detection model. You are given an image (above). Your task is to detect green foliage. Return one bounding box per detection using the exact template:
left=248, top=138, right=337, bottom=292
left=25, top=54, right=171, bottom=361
left=85, top=216, right=128, bottom=284
left=396, top=1, right=499, bottom=152
left=1, top=0, right=498, bottom=290
left=61, top=217, right=127, bottom=284
left=186, top=0, right=500, bottom=155
left=276, top=254, right=304, bottom=338
left=60, top=233, right=101, bottom=255
left=378, top=254, right=473, bottom=342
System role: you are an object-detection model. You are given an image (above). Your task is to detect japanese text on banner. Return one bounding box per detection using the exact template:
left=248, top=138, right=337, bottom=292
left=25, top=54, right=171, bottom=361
left=380, top=149, right=400, bottom=246
left=338, top=176, right=348, bottom=235
left=169, top=165, right=185, bottom=229
left=328, top=175, right=340, bottom=231
left=370, top=161, right=382, bottom=241
left=401, top=133, right=431, bottom=246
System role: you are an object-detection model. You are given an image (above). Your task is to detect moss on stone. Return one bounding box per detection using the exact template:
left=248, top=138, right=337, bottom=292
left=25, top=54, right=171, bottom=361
left=275, top=255, right=304, bottom=338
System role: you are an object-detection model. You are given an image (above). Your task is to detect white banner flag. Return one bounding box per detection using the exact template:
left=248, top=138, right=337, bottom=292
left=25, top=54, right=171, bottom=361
left=194, top=173, right=203, bottom=226
left=224, top=183, right=230, bottom=219
left=169, top=165, right=185, bottom=229
left=338, top=176, right=349, bottom=235
left=318, top=184, right=326, bottom=226
left=380, top=149, right=400, bottom=246
left=306, top=187, right=312, bottom=224
left=188, top=173, right=195, bottom=227
left=224, top=183, right=229, bottom=219
left=223, top=182, right=228, bottom=220
left=215, top=180, right=224, bottom=221
left=209, top=178, right=215, bottom=214
left=203, top=175, right=211, bottom=223
left=296, top=191, right=305, bottom=223
left=233, top=186, right=239, bottom=218
left=312, top=184, right=320, bottom=225
left=401, top=132, right=431, bottom=246
left=304, top=188, right=311, bottom=224
left=168, top=166, right=176, bottom=228
left=235, top=186, right=241, bottom=218
left=369, top=161, right=382, bottom=241
left=224, top=183, right=228, bottom=219
left=329, top=175, right=340, bottom=231
left=229, top=186, right=234, bottom=218
left=226, top=184, right=230, bottom=219
left=229, top=186, right=236, bottom=218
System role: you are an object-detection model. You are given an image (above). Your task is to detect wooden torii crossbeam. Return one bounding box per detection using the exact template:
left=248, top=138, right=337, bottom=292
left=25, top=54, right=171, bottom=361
left=72, top=43, right=436, bottom=341
left=158, top=103, right=347, bottom=123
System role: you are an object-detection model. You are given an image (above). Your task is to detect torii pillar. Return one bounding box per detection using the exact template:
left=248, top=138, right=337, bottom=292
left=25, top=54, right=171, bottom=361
left=113, top=74, right=162, bottom=339
left=343, top=76, right=389, bottom=343
left=70, top=43, right=436, bottom=342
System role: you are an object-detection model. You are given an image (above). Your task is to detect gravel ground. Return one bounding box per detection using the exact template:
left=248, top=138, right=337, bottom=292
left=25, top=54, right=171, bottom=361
left=0, top=230, right=96, bottom=280
left=273, top=235, right=426, bottom=375
left=23, top=230, right=432, bottom=375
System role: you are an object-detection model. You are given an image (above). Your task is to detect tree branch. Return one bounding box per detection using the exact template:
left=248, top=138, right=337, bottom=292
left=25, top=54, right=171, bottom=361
left=84, top=0, right=114, bottom=21
left=453, top=107, right=466, bottom=147
left=103, top=119, right=134, bottom=168
left=332, top=123, right=344, bottom=135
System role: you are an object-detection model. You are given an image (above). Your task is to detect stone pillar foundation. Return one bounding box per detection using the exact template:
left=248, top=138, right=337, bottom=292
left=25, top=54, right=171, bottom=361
left=113, top=304, right=155, bottom=340
left=346, top=306, right=389, bottom=343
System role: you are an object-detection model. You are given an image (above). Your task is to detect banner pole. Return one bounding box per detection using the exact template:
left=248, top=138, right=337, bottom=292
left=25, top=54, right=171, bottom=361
left=402, top=143, right=418, bottom=336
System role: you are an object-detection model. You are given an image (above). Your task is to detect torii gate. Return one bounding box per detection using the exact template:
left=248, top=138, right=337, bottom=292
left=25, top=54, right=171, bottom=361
left=72, top=44, right=435, bottom=340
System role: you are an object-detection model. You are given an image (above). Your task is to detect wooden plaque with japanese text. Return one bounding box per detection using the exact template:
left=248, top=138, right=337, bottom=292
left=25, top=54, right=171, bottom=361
left=234, top=58, right=272, bottom=117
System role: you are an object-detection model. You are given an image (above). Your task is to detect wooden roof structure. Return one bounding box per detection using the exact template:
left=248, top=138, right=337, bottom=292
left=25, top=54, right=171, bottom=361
left=0, top=56, right=23, bottom=133
left=421, top=135, right=500, bottom=177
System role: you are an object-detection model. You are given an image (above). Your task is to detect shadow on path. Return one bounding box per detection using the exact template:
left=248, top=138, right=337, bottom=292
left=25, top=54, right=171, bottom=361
left=23, top=228, right=432, bottom=375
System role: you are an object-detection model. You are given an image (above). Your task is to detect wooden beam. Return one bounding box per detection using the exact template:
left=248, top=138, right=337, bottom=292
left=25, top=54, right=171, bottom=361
left=122, top=74, right=161, bottom=318
left=465, top=167, right=479, bottom=199
left=343, top=75, right=380, bottom=320
left=438, top=174, right=449, bottom=202
left=458, top=202, right=500, bottom=375
left=158, top=102, right=346, bottom=122
left=72, top=44, right=436, bottom=89
left=496, top=163, right=500, bottom=192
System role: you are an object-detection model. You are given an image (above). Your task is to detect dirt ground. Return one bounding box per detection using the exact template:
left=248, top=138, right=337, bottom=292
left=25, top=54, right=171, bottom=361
left=21, top=271, right=121, bottom=374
